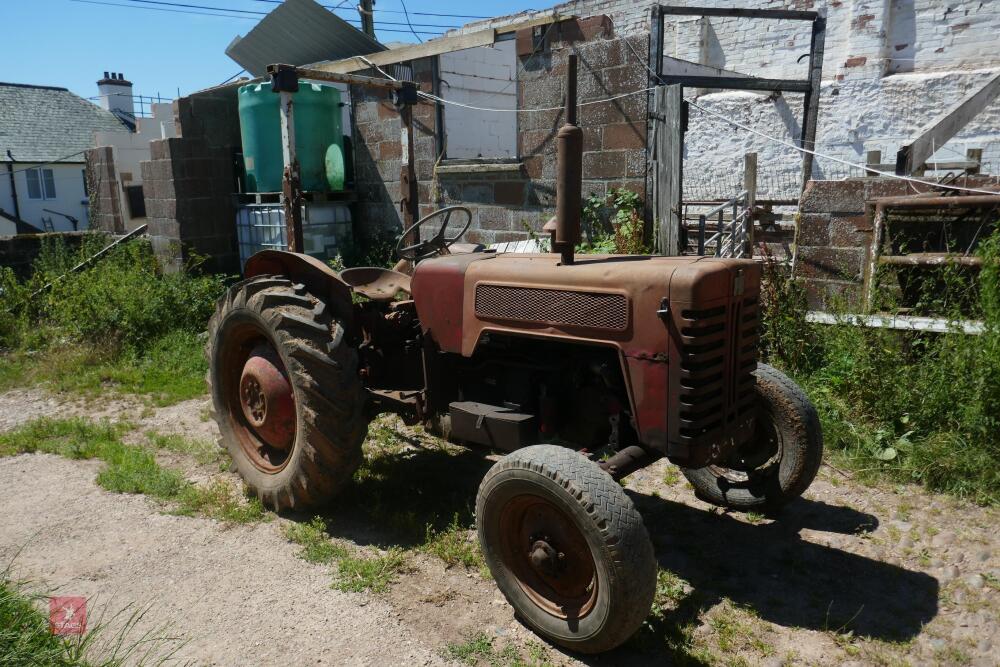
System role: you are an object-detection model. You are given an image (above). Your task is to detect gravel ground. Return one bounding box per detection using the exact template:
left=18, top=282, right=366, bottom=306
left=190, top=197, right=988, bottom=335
left=1, top=387, right=998, bottom=666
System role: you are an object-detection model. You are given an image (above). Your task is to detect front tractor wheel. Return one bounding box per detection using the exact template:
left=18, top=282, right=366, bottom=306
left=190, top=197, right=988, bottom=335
left=476, top=446, right=657, bottom=654
left=206, top=276, right=367, bottom=511
left=681, top=363, right=823, bottom=511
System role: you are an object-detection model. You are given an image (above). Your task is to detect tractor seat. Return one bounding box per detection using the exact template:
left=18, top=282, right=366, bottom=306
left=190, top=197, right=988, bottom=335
left=339, top=267, right=412, bottom=302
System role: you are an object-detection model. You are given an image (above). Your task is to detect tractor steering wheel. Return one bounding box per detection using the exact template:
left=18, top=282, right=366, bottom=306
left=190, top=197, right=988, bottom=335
left=395, top=206, right=473, bottom=261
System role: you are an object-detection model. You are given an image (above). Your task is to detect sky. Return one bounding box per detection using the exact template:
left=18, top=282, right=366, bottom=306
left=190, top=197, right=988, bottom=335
left=3, top=0, right=546, bottom=103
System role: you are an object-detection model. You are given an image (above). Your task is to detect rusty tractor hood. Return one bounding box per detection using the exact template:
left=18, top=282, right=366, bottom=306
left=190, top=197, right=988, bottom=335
left=410, top=252, right=761, bottom=462
left=410, top=252, right=755, bottom=356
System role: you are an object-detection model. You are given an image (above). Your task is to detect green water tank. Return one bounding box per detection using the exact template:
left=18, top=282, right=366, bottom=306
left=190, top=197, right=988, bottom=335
left=238, top=81, right=344, bottom=193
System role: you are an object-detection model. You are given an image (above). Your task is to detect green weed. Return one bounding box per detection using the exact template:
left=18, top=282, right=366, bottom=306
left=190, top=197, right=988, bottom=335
left=283, top=517, right=348, bottom=564
left=0, top=418, right=264, bottom=524
left=1, top=565, right=187, bottom=666
left=423, top=513, right=484, bottom=570
left=333, top=549, right=408, bottom=594
left=443, top=632, right=551, bottom=667
left=0, top=236, right=227, bottom=405
left=145, top=430, right=220, bottom=466
left=760, top=232, right=1000, bottom=504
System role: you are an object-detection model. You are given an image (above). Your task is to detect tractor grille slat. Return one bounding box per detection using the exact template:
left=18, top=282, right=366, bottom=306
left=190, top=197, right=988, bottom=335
left=674, top=295, right=758, bottom=445
left=475, top=285, right=629, bottom=331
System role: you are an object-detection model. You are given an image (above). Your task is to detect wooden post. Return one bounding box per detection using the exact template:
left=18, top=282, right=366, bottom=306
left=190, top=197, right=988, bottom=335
left=866, top=150, right=881, bottom=176
left=278, top=90, right=304, bottom=254
left=399, top=104, right=419, bottom=244
left=358, top=0, right=375, bottom=39
left=799, top=17, right=826, bottom=189
left=967, top=148, right=983, bottom=175
left=655, top=84, right=683, bottom=255
left=743, top=152, right=757, bottom=257
left=646, top=5, right=664, bottom=242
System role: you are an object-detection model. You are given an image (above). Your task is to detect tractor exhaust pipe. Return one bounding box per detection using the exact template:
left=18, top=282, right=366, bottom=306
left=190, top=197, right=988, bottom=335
left=554, top=54, right=582, bottom=265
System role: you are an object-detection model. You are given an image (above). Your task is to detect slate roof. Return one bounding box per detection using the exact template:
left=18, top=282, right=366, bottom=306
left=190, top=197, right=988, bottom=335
left=0, top=82, right=130, bottom=163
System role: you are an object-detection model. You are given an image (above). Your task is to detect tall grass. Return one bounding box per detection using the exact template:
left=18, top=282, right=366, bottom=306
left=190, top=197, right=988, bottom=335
left=0, top=235, right=227, bottom=403
left=760, top=233, right=1000, bottom=504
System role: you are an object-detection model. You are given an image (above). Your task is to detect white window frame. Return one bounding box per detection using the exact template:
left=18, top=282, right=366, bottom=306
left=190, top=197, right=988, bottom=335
left=26, top=168, right=57, bottom=200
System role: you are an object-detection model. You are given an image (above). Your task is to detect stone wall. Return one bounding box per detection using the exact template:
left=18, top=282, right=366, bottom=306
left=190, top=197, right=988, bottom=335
left=350, top=17, right=648, bottom=246
left=0, top=231, right=87, bottom=278
left=795, top=175, right=998, bottom=309
left=140, top=83, right=243, bottom=274
left=84, top=146, right=124, bottom=234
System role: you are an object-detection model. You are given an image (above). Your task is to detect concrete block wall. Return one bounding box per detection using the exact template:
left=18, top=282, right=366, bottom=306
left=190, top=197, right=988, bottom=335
left=350, top=18, right=648, bottom=247
left=139, top=84, right=243, bottom=274
left=84, top=146, right=124, bottom=234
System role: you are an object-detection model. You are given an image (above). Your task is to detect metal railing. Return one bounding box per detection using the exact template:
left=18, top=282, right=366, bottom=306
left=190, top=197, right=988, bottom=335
left=696, top=189, right=751, bottom=258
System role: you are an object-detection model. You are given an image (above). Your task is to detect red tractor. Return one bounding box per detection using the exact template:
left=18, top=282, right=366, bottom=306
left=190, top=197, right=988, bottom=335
left=207, top=57, right=822, bottom=653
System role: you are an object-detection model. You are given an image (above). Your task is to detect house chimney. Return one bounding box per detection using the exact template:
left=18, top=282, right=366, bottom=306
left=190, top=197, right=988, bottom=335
left=97, top=71, right=135, bottom=123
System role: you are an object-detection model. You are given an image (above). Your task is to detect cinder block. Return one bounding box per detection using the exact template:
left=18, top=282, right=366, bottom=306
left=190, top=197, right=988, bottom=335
left=583, top=151, right=626, bottom=179
left=797, top=212, right=831, bottom=246
left=796, top=246, right=865, bottom=282
left=799, top=180, right=866, bottom=214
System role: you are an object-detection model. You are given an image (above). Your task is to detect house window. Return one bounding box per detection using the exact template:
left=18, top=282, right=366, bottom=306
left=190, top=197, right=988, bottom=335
left=26, top=168, right=57, bottom=200
left=438, top=41, right=518, bottom=160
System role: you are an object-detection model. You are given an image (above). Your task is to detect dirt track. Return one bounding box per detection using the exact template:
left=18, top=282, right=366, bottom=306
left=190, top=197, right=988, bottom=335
left=1, top=388, right=998, bottom=666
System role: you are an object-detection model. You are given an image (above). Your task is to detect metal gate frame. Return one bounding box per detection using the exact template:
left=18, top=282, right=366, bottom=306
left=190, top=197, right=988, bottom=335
left=647, top=6, right=827, bottom=254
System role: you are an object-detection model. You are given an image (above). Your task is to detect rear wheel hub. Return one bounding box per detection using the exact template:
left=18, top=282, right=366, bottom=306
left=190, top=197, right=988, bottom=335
left=239, top=345, right=295, bottom=451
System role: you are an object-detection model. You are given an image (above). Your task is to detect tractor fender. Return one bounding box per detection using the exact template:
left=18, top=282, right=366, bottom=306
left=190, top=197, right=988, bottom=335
left=244, top=250, right=355, bottom=330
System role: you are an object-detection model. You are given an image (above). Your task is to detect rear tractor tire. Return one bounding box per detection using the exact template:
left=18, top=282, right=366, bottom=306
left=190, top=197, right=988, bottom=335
left=476, top=445, right=657, bottom=654
left=682, top=363, right=823, bottom=511
left=206, top=275, right=368, bottom=511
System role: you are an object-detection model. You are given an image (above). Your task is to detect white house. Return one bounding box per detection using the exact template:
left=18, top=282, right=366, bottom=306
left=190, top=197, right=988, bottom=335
left=0, top=81, right=131, bottom=235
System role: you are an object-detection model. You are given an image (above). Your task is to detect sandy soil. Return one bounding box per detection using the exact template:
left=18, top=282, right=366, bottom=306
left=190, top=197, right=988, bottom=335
left=1, top=387, right=998, bottom=666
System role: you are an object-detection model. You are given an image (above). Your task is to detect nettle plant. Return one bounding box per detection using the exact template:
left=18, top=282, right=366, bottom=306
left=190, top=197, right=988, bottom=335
left=579, top=187, right=649, bottom=254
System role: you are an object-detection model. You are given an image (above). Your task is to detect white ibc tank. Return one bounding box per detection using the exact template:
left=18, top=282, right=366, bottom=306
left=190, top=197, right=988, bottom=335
left=237, top=202, right=353, bottom=270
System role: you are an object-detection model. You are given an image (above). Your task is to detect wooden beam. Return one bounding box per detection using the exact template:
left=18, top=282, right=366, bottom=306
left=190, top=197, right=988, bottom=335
left=660, top=75, right=811, bottom=92
left=799, top=16, right=825, bottom=188
left=895, top=72, right=1000, bottom=175
left=309, top=13, right=571, bottom=75
left=659, top=6, right=818, bottom=21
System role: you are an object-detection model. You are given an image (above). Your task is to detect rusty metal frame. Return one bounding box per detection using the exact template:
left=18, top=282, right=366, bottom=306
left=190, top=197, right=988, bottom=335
left=265, top=63, right=420, bottom=253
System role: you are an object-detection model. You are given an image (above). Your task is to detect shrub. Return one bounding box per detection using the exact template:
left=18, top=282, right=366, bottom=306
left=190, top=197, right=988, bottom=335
left=579, top=187, right=650, bottom=254
left=759, top=232, right=1000, bottom=504
left=1, top=235, right=229, bottom=402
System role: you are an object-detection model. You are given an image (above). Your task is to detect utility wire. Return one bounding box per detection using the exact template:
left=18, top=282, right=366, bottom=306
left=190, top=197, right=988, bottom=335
left=66, top=0, right=449, bottom=32
left=100, top=0, right=460, bottom=26
left=218, top=69, right=247, bottom=86
left=2, top=151, right=88, bottom=175
left=399, top=0, right=422, bottom=43
left=243, top=0, right=494, bottom=19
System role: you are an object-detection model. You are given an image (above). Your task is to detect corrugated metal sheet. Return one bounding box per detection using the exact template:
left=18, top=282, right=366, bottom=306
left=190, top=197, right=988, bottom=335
left=226, top=0, right=385, bottom=77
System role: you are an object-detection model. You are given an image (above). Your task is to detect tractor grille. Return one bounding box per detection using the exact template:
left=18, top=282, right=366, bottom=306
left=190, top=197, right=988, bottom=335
left=673, top=296, right=758, bottom=454
left=475, top=284, right=629, bottom=331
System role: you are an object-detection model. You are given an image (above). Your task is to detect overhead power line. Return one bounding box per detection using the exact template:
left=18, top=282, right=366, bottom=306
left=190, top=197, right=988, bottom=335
left=242, top=0, right=493, bottom=19
left=88, top=0, right=459, bottom=26
left=65, top=0, right=448, bottom=34
left=399, top=0, right=422, bottom=43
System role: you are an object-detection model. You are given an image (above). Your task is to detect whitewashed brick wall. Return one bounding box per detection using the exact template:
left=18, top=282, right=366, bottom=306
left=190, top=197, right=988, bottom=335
left=458, top=0, right=1000, bottom=194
